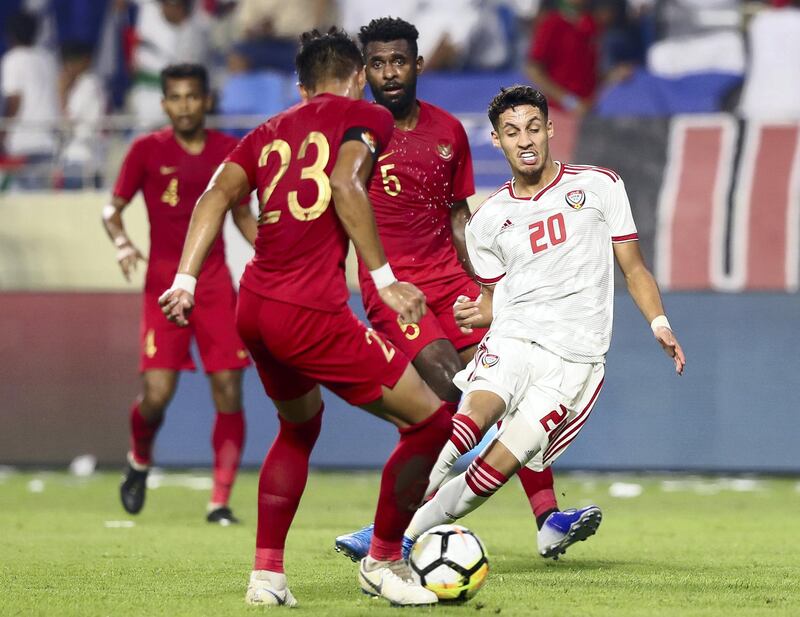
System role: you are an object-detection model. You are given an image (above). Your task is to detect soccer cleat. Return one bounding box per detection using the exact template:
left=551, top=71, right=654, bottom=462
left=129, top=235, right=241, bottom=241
left=358, top=557, right=438, bottom=606
left=245, top=570, right=298, bottom=607
left=206, top=506, right=239, bottom=526
left=335, top=524, right=414, bottom=561
left=538, top=505, right=602, bottom=559
left=119, top=456, right=149, bottom=515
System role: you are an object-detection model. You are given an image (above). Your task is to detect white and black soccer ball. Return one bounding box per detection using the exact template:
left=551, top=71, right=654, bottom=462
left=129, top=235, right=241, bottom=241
left=408, top=524, right=489, bottom=602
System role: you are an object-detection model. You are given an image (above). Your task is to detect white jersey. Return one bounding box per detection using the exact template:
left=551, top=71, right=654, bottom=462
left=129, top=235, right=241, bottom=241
left=466, top=162, right=638, bottom=363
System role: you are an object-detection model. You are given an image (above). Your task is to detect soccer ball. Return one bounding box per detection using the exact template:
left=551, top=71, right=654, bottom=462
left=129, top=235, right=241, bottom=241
left=408, top=524, right=489, bottom=602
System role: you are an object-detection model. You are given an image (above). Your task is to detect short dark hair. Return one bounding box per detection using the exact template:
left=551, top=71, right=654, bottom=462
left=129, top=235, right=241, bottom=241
left=7, top=11, right=38, bottom=46
left=487, top=85, right=549, bottom=128
left=295, top=28, right=364, bottom=90
left=160, top=63, right=209, bottom=94
left=358, top=17, right=419, bottom=59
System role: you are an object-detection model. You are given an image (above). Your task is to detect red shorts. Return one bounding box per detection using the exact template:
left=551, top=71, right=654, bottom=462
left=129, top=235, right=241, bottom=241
left=236, top=287, right=409, bottom=405
left=360, top=271, right=487, bottom=361
left=139, top=278, right=251, bottom=374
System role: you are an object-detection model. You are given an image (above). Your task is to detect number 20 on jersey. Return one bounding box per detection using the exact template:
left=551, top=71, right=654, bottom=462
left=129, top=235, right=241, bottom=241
left=529, top=213, right=567, bottom=254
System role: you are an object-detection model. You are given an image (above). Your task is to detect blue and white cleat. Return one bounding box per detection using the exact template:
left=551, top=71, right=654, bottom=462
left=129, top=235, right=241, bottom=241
left=537, top=505, right=602, bottom=559
left=335, top=524, right=414, bottom=561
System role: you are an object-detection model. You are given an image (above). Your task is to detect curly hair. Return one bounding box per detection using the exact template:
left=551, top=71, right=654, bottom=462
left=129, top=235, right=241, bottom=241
left=358, top=17, right=419, bottom=58
left=487, top=85, right=549, bottom=128
left=295, top=28, right=364, bottom=89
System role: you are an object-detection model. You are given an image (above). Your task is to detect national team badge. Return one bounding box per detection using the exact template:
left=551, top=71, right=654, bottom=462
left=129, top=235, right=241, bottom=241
left=481, top=354, right=499, bottom=368
left=361, top=130, right=377, bottom=154
left=565, top=189, right=585, bottom=209
left=437, top=142, right=453, bottom=161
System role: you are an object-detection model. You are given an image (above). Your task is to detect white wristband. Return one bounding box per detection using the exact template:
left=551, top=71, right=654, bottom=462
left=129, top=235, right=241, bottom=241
left=172, top=273, right=197, bottom=296
left=370, top=263, right=397, bottom=290
left=650, top=315, right=671, bottom=333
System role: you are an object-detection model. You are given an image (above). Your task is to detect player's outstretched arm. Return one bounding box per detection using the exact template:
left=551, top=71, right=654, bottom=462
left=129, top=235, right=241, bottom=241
left=101, top=195, right=146, bottom=282
left=614, top=241, right=686, bottom=375
left=330, top=140, right=426, bottom=324
left=453, top=285, right=494, bottom=334
left=450, top=199, right=475, bottom=278
left=159, top=162, right=250, bottom=327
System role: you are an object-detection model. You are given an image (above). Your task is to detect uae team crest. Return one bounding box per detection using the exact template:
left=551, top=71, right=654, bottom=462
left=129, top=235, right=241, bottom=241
left=437, top=142, right=453, bottom=161
left=481, top=354, right=499, bottom=368
left=565, top=189, right=586, bottom=209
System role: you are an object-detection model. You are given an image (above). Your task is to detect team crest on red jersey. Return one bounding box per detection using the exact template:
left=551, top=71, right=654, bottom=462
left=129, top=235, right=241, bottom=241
left=565, top=189, right=586, bottom=209
left=361, top=130, right=377, bottom=154
left=437, top=142, right=453, bottom=161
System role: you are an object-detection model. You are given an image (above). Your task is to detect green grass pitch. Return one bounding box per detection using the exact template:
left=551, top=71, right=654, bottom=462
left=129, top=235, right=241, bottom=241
left=1, top=470, right=798, bottom=616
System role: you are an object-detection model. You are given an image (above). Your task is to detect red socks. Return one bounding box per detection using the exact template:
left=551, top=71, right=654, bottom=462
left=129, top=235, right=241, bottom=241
left=254, top=405, right=323, bottom=573
left=129, top=402, right=162, bottom=466
left=211, top=410, right=245, bottom=506
left=370, top=404, right=453, bottom=561
left=517, top=466, right=559, bottom=526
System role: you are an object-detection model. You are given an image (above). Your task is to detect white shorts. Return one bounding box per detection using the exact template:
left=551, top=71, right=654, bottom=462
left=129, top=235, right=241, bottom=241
left=454, top=336, right=605, bottom=471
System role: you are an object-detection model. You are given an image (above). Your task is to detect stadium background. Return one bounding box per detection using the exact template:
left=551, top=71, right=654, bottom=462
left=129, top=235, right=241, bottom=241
left=1, top=0, right=798, bottom=473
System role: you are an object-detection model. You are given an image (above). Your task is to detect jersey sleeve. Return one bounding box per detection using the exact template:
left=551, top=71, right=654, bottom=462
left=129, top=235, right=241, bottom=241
left=225, top=128, right=259, bottom=189
left=219, top=132, right=252, bottom=206
left=604, top=177, right=638, bottom=242
left=466, top=219, right=506, bottom=285
left=113, top=137, right=148, bottom=200
left=450, top=120, right=475, bottom=202
left=343, top=101, right=394, bottom=155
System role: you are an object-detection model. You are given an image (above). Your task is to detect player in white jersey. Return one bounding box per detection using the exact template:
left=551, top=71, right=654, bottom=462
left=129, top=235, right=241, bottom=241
left=403, top=85, right=686, bottom=546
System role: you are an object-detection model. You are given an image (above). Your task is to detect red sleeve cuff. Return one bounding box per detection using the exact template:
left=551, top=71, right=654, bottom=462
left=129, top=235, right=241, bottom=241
left=612, top=233, right=638, bottom=243
left=475, top=272, right=506, bottom=285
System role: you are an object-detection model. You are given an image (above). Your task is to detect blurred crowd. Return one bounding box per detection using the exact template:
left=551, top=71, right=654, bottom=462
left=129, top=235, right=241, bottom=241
left=1, top=0, right=799, bottom=189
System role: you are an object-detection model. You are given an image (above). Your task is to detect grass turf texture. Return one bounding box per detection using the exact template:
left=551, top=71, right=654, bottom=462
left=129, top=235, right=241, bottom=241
left=1, top=471, right=798, bottom=616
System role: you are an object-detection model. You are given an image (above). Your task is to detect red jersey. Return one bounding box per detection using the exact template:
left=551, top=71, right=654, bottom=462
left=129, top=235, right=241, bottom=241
left=113, top=128, right=239, bottom=292
left=358, top=100, right=474, bottom=288
left=527, top=10, right=599, bottom=103
left=226, top=93, right=394, bottom=312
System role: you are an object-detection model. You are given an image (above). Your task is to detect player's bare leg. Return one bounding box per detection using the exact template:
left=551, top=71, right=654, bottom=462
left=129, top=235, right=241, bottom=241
left=412, top=339, right=464, bottom=404
left=120, top=369, right=179, bottom=514
left=206, top=369, right=246, bottom=524
left=246, top=387, right=323, bottom=607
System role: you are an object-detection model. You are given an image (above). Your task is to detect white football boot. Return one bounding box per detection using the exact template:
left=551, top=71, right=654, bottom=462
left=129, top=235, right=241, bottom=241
left=358, top=556, right=438, bottom=606
left=245, top=570, right=298, bottom=607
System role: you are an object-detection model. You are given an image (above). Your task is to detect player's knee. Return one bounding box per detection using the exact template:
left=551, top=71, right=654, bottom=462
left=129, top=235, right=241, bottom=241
left=142, top=380, right=175, bottom=412
left=213, top=381, right=241, bottom=410
left=458, top=393, right=506, bottom=434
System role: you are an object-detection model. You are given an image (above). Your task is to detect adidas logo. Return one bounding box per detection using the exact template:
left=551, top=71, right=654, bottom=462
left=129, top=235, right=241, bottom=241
left=499, top=219, right=513, bottom=232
